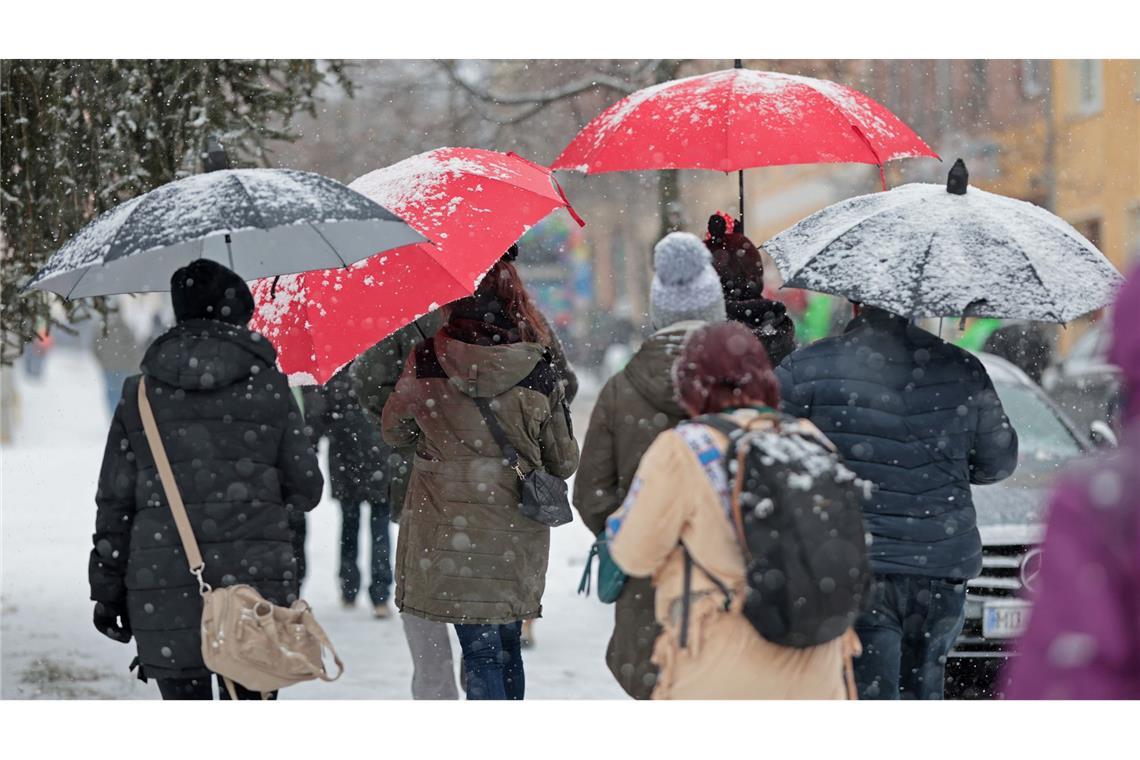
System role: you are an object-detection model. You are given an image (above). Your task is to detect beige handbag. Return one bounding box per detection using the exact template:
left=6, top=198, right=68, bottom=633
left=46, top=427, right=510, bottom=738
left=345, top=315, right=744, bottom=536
left=137, top=377, right=344, bottom=700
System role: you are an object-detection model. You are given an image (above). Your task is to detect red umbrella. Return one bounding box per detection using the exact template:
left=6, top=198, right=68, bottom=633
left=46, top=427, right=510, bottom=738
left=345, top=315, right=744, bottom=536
left=250, top=147, right=584, bottom=385
left=551, top=66, right=938, bottom=226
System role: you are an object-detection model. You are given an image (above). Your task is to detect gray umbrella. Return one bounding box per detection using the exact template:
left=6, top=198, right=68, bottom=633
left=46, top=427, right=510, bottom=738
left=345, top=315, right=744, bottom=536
left=763, top=160, right=1123, bottom=323
left=25, top=168, right=426, bottom=298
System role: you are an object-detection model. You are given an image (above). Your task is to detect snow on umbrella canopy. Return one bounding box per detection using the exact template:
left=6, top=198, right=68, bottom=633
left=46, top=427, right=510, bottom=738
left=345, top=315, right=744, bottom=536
left=249, top=147, right=585, bottom=385
left=25, top=168, right=426, bottom=299
left=762, top=160, right=1124, bottom=323
left=551, top=68, right=938, bottom=178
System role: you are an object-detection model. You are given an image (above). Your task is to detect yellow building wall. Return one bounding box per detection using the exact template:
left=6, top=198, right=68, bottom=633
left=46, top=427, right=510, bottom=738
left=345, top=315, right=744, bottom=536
left=1052, top=59, right=1140, bottom=271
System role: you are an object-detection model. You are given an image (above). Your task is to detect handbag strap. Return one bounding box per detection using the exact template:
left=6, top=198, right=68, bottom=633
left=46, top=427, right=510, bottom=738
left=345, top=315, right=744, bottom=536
left=472, top=397, right=524, bottom=478
left=137, top=377, right=211, bottom=595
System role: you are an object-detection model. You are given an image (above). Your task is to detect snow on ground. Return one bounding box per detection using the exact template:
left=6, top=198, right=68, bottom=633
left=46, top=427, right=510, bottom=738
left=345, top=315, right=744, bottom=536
left=1, top=348, right=625, bottom=699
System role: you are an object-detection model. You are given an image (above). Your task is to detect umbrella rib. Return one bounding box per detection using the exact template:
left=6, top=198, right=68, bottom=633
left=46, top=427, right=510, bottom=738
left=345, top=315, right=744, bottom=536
left=307, top=223, right=349, bottom=269
left=230, top=172, right=270, bottom=233
left=64, top=264, right=93, bottom=301
left=983, top=206, right=1064, bottom=322
left=905, top=233, right=937, bottom=317
left=1012, top=234, right=1063, bottom=322
left=100, top=190, right=149, bottom=266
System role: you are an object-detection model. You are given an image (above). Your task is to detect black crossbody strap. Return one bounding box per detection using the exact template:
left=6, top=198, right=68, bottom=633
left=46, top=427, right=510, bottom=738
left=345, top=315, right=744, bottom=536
left=678, top=543, right=733, bottom=649
left=473, top=397, right=523, bottom=476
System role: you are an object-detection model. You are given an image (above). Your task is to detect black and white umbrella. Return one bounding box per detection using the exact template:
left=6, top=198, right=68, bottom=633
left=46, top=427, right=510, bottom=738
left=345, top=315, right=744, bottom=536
left=25, top=168, right=426, bottom=298
left=763, top=160, right=1123, bottom=323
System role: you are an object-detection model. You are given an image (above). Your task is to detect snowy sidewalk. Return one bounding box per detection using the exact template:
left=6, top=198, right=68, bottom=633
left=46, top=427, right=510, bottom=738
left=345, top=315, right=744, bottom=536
left=1, top=349, right=624, bottom=699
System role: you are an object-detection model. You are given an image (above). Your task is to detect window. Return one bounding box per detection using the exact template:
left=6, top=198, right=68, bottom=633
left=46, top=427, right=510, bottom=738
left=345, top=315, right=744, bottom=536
left=1021, top=60, right=1046, bottom=98
left=1069, top=60, right=1104, bottom=115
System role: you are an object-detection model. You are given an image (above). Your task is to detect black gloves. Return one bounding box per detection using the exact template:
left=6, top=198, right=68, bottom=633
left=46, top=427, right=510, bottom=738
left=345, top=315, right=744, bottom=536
left=93, top=600, right=132, bottom=643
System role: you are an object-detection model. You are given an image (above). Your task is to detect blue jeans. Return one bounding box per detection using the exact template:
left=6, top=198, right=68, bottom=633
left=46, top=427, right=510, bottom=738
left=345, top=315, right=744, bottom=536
left=853, top=575, right=967, bottom=699
left=454, top=622, right=524, bottom=700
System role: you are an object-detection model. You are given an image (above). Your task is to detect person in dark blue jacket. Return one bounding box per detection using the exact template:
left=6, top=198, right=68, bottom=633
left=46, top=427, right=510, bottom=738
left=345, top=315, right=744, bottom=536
left=775, top=304, right=1018, bottom=699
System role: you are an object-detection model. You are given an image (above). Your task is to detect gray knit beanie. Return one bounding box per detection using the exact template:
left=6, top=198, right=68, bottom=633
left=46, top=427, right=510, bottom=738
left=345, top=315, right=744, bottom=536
left=650, top=232, right=728, bottom=330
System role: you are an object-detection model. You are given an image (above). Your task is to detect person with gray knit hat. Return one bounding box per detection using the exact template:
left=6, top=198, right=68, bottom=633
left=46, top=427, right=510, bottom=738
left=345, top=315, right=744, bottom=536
left=650, top=232, right=728, bottom=330
left=572, top=231, right=727, bottom=699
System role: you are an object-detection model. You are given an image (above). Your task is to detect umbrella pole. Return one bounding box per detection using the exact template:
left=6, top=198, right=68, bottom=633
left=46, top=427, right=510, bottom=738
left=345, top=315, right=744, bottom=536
left=225, top=233, right=234, bottom=270
left=734, top=59, right=745, bottom=232
left=739, top=169, right=745, bottom=233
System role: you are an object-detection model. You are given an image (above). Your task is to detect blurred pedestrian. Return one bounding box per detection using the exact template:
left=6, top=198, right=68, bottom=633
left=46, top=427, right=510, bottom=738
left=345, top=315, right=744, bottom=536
left=607, top=321, right=862, bottom=698
left=92, top=297, right=150, bottom=415
left=88, top=259, right=323, bottom=700
left=573, top=231, right=726, bottom=699
left=1003, top=267, right=1140, bottom=699
left=302, top=366, right=394, bottom=617
left=981, top=321, right=1055, bottom=385
left=776, top=303, right=1019, bottom=699
left=381, top=254, right=580, bottom=700
left=705, top=212, right=796, bottom=365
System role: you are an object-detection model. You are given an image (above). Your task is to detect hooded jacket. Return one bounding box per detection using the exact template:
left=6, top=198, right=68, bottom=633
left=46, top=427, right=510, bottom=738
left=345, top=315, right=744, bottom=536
left=88, top=320, right=323, bottom=680
left=572, top=321, right=701, bottom=699
left=381, top=326, right=579, bottom=624
left=775, top=309, right=1019, bottom=580
left=352, top=310, right=578, bottom=522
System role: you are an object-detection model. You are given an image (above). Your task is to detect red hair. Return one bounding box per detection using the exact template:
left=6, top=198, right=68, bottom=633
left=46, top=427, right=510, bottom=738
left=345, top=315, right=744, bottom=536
left=674, top=322, right=780, bottom=416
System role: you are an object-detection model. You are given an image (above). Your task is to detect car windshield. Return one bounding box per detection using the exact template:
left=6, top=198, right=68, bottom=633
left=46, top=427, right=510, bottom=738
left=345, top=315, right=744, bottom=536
left=992, top=382, right=1084, bottom=462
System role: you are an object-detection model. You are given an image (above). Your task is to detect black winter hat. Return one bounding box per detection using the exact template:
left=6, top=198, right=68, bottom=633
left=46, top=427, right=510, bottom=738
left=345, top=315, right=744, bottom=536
left=170, top=259, right=255, bottom=325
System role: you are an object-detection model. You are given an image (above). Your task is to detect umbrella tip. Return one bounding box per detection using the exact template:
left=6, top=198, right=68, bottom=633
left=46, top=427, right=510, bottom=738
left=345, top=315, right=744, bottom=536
left=202, top=136, right=231, bottom=173
left=947, top=158, right=969, bottom=195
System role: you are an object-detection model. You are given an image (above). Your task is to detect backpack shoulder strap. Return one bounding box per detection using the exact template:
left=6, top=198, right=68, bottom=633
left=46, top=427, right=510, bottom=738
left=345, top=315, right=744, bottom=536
left=678, top=543, right=733, bottom=649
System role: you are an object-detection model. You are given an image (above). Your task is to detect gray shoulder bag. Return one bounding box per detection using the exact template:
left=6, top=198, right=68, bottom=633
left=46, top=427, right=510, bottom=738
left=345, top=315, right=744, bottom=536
left=473, top=396, right=573, bottom=528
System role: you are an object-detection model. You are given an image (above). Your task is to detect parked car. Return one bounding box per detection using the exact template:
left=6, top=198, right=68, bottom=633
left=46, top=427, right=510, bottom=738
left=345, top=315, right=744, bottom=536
left=945, top=352, right=1101, bottom=699
left=1040, top=321, right=1122, bottom=441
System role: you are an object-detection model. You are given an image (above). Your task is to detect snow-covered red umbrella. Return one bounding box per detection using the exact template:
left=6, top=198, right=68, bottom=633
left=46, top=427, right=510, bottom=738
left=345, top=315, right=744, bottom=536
left=250, top=147, right=585, bottom=385
left=551, top=64, right=938, bottom=228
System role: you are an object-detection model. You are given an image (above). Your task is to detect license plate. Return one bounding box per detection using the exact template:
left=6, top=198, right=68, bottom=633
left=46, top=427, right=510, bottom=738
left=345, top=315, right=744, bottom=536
left=982, top=600, right=1031, bottom=639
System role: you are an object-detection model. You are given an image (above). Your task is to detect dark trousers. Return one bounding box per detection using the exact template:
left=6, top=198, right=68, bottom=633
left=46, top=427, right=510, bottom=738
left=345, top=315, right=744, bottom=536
left=157, top=674, right=278, bottom=700
left=454, top=622, right=525, bottom=700
left=853, top=574, right=968, bottom=699
left=288, top=511, right=307, bottom=586
left=339, top=500, right=392, bottom=605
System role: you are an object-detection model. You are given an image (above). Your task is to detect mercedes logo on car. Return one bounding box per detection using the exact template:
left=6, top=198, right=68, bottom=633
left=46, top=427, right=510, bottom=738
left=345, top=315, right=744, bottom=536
left=1020, top=548, right=1044, bottom=591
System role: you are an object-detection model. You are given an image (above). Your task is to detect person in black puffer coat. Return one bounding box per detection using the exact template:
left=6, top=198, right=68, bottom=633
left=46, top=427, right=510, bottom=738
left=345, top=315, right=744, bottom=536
left=302, top=365, right=394, bottom=616
left=775, top=304, right=1018, bottom=700
left=705, top=213, right=796, bottom=366
left=88, top=259, right=323, bottom=700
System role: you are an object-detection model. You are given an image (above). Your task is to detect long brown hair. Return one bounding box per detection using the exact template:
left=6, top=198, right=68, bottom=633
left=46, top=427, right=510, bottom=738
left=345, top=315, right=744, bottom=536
left=447, top=258, right=551, bottom=346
